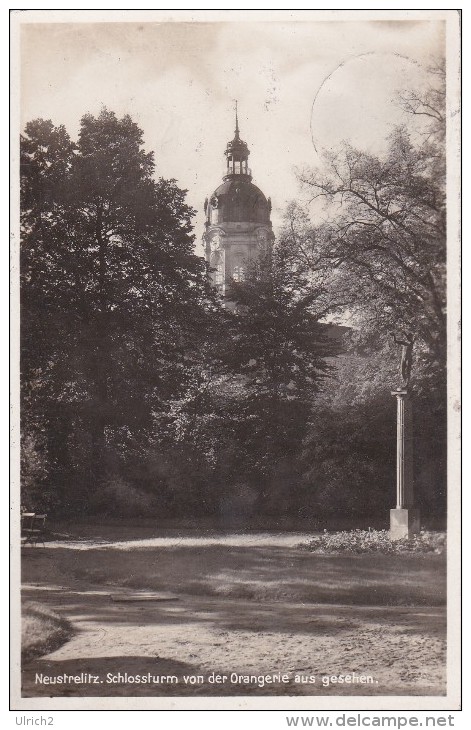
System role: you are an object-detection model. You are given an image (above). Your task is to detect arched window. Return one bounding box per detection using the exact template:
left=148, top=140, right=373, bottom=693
left=216, top=257, right=224, bottom=285
left=233, top=254, right=245, bottom=282
left=211, top=251, right=224, bottom=286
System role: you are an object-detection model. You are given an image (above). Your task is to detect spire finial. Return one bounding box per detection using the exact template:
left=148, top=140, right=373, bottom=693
left=235, top=100, right=239, bottom=139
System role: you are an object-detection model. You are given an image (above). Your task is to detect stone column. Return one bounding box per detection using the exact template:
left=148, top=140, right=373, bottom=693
left=390, top=389, right=420, bottom=539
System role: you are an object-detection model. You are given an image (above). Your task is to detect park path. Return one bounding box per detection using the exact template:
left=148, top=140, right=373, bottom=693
left=20, top=531, right=447, bottom=699
left=43, top=530, right=317, bottom=551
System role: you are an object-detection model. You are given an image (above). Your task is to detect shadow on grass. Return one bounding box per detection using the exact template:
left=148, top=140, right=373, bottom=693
left=21, top=583, right=446, bottom=639
left=22, top=543, right=446, bottom=608
left=20, top=538, right=447, bottom=699
left=21, top=538, right=447, bottom=653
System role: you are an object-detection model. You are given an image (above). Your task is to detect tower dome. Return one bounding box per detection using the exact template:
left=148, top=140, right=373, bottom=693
left=203, top=106, right=274, bottom=297
left=206, top=179, right=271, bottom=226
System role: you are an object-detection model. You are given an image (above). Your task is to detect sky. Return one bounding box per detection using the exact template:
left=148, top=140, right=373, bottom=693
left=19, top=15, right=445, bottom=251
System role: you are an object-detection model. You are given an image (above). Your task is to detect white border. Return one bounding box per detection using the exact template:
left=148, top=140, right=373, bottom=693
left=9, top=6, right=462, bottom=714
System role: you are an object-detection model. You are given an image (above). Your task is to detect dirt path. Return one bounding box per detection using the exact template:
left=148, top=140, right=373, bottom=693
left=21, top=531, right=446, bottom=698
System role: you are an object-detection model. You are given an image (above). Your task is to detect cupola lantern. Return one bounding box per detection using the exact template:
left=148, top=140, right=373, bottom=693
left=203, top=105, right=274, bottom=301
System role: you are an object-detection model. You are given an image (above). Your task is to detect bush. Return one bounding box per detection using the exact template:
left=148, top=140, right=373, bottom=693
left=299, top=529, right=446, bottom=555
left=90, top=476, right=158, bottom=517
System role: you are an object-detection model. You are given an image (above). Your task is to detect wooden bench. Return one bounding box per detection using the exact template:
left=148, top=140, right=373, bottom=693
left=21, top=513, right=47, bottom=547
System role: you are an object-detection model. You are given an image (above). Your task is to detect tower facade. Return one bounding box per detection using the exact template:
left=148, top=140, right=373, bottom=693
left=203, top=110, right=274, bottom=297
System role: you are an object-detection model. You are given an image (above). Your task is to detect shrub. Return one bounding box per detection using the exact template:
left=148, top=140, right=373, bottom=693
left=299, top=529, right=446, bottom=555
left=89, top=476, right=159, bottom=517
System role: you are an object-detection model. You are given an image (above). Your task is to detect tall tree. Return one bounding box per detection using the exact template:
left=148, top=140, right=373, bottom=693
left=20, top=109, right=217, bottom=512
left=220, top=241, right=339, bottom=510
left=279, top=66, right=447, bottom=518
left=283, top=65, right=446, bottom=388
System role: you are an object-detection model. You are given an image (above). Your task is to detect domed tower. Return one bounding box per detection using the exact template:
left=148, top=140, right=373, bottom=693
left=203, top=107, right=274, bottom=298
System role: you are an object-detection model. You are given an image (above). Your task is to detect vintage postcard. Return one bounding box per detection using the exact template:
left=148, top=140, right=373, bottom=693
left=10, top=9, right=461, bottom=712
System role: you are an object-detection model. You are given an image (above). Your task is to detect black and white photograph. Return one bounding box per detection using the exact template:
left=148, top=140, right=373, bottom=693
left=11, top=9, right=461, bottom=712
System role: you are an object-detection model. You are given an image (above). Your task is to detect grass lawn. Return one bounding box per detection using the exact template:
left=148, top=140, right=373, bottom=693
left=22, top=602, right=74, bottom=662
left=21, top=524, right=446, bottom=698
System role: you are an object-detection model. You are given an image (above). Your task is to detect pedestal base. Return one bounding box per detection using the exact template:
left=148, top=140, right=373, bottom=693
left=390, top=508, right=421, bottom=540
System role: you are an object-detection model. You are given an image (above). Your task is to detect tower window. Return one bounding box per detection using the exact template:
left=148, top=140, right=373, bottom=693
left=233, top=265, right=244, bottom=282
left=216, top=259, right=224, bottom=285
left=211, top=251, right=224, bottom=286
left=233, top=254, right=245, bottom=282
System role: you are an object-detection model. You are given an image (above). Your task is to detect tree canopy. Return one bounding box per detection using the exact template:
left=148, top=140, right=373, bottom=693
left=281, top=65, right=446, bottom=393
left=21, top=109, right=217, bottom=512
left=19, top=69, right=447, bottom=524
left=277, top=65, right=447, bottom=518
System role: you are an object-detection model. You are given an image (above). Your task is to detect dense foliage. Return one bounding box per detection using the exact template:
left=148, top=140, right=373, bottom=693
left=221, top=241, right=340, bottom=515
left=20, top=67, right=447, bottom=523
left=21, top=110, right=218, bottom=514
left=279, top=65, right=447, bottom=518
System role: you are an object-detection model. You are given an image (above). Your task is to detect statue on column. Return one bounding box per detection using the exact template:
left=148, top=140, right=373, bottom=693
left=390, top=331, right=415, bottom=387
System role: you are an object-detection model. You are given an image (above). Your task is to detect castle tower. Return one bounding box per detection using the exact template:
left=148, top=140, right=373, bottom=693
left=203, top=106, right=274, bottom=298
